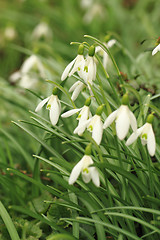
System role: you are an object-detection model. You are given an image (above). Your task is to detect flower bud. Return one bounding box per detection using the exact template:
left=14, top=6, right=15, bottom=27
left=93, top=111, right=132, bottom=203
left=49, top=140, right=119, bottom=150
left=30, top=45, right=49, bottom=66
left=146, top=114, right=154, bottom=124
left=88, top=45, right=95, bottom=57
left=52, top=87, right=58, bottom=95
left=122, top=93, right=129, bottom=105
left=78, top=44, right=84, bottom=55
left=85, top=97, right=91, bottom=106
left=96, top=104, right=104, bottom=116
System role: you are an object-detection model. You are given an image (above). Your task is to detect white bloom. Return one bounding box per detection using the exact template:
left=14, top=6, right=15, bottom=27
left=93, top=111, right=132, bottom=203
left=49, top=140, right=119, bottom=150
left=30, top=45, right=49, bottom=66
left=9, top=71, right=38, bottom=89
left=69, top=155, right=100, bottom=187
left=87, top=115, right=103, bottom=145
left=81, top=55, right=97, bottom=85
left=75, top=114, right=103, bottom=145
left=31, top=22, right=52, bottom=41
left=18, top=74, right=38, bottom=89
left=83, top=3, right=104, bottom=24
left=61, top=105, right=91, bottom=136
left=96, top=39, right=116, bottom=69
left=152, top=43, right=160, bottom=56
left=103, top=105, right=137, bottom=140
left=21, top=54, right=45, bottom=78
left=35, top=94, right=61, bottom=126
left=80, top=0, right=93, bottom=9
left=61, top=55, right=85, bottom=81
left=69, top=81, right=86, bottom=101
left=126, top=123, right=156, bottom=156
left=4, top=26, right=17, bottom=40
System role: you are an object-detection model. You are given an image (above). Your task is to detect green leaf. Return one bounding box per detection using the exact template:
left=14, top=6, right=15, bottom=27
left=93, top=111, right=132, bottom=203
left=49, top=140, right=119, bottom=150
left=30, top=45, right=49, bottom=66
left=0, top=201, right=21, bottom=240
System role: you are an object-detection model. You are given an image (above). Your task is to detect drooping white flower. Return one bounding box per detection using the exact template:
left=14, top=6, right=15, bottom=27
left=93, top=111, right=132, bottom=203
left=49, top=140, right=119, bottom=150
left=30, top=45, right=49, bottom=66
left=35, top=88, right=61, bottom=126
left=4, top=26, right=17, bottom=41
left=31, top=22, right=52, bottom=41
left=81, top=55, right=97, bottom=85
left=61, top=98, right=92, bottom=136
left=96, top=39, right=116, bottom=69
left=75, top=105, right=104, bottom=145
left=9, top=71, right=38, bottom=89
left=69, top=154, right=100, bottom=187
left=61, top=44, right=85, bottom=81
left=126, top=114, right=155, bottom=156
left=152, top=43, right=160, bottom=56
left=83, top=3, right=104, bottom=24
left=103, top=94, right=137, bottom=140
left=21, top=54, right=45, bottom=78
left=69, top=81, right=86, bottom=101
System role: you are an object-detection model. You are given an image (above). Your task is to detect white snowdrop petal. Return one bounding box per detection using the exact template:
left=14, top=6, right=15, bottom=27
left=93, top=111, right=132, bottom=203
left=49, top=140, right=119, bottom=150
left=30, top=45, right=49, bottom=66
left=147, top=125, right=156, bottom=156
left=103, top=110, right=118, bottom=129
left=35, top=96, right=50, bottom=112
left=152, top=44, right=160, bottom=56
left=69, top=81, right=79, bottom=92
left=61, top=57, right=77, bottom=81
left=79, top=106, right=89, bottom=122
left=126, top=126, right=144, bottom=146
left=71, top=83, right=85, bottom=101
left=92, top=116, right=103, bottom=145
left=9, top=71, right=21, bottom=83
left=69, top=158, right=84, bottom=185
left=21, top=55, right=37, bottom=74
left=82, top=171, right=91, bottom=183
left=129, top=110, right=137, bottom=132
left=37, top=60, right=45, bottom=78
left=61, top=108, right=81, bottom=118
left=49, top=97, right=60, bottom=125
left=116, top=107, right=130, bottom=140
left=103, top=53, right=109, bottom=70
left=107, top=39, right=116, bottom=48
left=68, top=55, right=84, bottom=77
left=90, top=167, right=100, bottom=187
left=74, top=118, right=91, bottom=135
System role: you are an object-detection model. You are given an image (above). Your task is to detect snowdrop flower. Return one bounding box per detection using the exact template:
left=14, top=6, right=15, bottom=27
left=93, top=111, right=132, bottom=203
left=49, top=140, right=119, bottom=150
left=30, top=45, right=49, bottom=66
left=61, top=44, right=85, bottom=81
left=61, top=98, right=92, bottom=136
left=81, top=45, right=97, bottom=85
left=69, top=81, right=86, bottom=101
left=75, top=105, right=104, bottom=145
left=4, top=26, right=17, bottom=41
left=35, top=87, right=61, bottom=126
left=69, top=144, right=100, bottom=187
left=31, top=22, right=52, bottom=41
left=96, top=39, right=116, bottom=69
left=80, top=0, right=93, bottom=9
left=103, top=94, right=137, bottom=140
left=9, top=71, right=38, bottom=89
left=126, top=114, right=156, bottom=156
left=21, top=54, right=45, bottom=78
left=152, top=37, right=160, bottom=56
left=152, top=44, right=160, bottom=56
left=83, top=3, right=104, bottom=24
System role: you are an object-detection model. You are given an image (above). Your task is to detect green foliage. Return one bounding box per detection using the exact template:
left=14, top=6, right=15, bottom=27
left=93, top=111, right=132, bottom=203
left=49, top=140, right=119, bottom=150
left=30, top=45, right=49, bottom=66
left=1, top=0, right=160, bottom=239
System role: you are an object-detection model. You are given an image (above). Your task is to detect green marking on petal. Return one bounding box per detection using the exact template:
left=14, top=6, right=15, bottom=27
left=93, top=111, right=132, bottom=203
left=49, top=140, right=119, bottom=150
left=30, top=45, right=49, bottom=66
left=47, top=104, right=51, bottom=110
left=83, top=168, right=89, bottom=173
left=77, top=114, right=81, bottom=119
left=142, top=133, right=147, bottom=140
left=88, top=125, right=93, bottom=131
left=84, top=66, right=88, bottom=72
left=78, top=67, right=81, bottom=71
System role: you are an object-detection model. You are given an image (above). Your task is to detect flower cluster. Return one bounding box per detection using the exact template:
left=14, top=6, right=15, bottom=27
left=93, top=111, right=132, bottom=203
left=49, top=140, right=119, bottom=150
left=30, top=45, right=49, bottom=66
left=61, top=44, right=97, bottom=100
left=33, top=39, right=157, bottom=188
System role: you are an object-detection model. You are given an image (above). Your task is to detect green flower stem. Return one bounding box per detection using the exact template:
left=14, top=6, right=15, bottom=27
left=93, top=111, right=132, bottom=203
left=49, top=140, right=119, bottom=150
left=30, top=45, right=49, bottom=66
left=96, top=55, right=120, bottom=105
